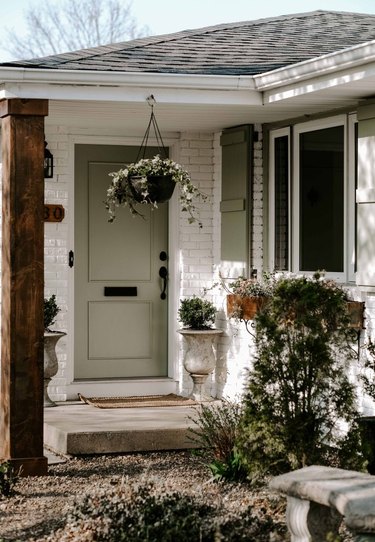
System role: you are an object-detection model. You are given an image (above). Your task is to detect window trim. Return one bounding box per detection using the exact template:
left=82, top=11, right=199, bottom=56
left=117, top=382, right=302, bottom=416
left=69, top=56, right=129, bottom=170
left=269, top=114, right=356, bottom=282
left=347, top=113, right=357, bottom=283
left=269, top=127, right=291, bottom=272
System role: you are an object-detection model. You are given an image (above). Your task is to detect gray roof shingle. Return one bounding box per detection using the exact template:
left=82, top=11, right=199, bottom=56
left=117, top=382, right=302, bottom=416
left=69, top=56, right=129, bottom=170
left=2, top=10, right=375, bottom=76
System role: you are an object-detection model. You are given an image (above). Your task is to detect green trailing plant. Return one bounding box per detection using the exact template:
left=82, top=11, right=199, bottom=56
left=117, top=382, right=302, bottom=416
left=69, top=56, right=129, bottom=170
left=0, top=461, right=18, bottom=498
left=189, top=400, right=247, bottom=482
left=105, top=155, right=208, bottom=227
left=178, top=297, right=217, bottom=330
left=237, top=272, right=365, bottom=479
left=44, top=294, right=60, bottom=330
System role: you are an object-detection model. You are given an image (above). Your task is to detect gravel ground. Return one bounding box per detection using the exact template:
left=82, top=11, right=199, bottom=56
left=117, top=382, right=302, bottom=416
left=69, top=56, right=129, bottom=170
left=0, top=451, right=354, bottom=542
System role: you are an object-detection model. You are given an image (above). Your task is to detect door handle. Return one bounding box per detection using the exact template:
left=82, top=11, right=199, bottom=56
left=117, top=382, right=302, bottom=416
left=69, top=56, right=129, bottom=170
left=159, top=266, right=168, bottom=300
left=69, top=250, right=74, bottom=268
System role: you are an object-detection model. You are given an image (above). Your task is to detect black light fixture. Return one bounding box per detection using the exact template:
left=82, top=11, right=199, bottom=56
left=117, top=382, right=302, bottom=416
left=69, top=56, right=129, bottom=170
left=44, top=140, right=53, bottom=178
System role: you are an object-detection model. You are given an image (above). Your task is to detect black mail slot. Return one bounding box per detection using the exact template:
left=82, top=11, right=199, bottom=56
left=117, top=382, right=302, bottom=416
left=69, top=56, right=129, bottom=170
left=104, top=287, right=137, bottom=296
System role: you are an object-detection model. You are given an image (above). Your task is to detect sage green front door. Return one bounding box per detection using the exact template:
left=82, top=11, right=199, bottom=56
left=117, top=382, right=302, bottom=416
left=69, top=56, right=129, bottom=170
left=74, top=144, right=168, bottom=379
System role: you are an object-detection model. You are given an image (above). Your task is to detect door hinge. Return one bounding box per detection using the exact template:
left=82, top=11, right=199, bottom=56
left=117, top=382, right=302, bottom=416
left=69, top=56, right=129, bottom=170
left=68, top=250, right=74, bottom=268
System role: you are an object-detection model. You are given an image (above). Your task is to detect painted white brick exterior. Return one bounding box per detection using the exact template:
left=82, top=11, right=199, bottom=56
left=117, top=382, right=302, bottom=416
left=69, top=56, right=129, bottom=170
left=40, top=122, right=263, bottom=402
left=1, top=115, right=374, bottom=411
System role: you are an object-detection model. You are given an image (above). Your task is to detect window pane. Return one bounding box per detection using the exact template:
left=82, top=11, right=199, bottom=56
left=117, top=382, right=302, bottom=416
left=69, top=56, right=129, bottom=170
left=274, top=136, right=289, bottom=270
left=299, top=126, right=344, bottom=272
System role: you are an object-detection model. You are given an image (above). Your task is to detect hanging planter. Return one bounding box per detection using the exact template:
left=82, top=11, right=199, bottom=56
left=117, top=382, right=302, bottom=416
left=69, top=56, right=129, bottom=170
left=227, top=294, right=269, bottom=321
left=104, top=96, right=207, bottom=227
left=346, top=300, right=365, bottom=330
left=128, top=174, right=175, bottom=204
left=224, top=274, right=275, bottom=321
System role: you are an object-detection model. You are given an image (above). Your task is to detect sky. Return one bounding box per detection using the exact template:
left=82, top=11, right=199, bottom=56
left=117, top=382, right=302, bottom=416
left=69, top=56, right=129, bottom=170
left=1, top=0, right=375, bottom=61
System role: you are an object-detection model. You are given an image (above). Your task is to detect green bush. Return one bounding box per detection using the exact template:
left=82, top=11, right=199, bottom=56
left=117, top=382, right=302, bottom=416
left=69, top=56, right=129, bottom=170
left=0, top=461, right=18, bottom=497
left=44, top=294, right=60, bottom=330
left=237, top=273, right=365, bottom=478
left=178, top=297, right=217, bottom=329
left=361, top=339, right=375, bottom=400
left=189, top=400, right=247, bottom=481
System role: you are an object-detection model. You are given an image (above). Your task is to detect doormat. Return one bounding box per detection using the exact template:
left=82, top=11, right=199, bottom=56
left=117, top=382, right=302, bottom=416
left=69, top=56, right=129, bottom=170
left=78, top=393, right=197, bottom=409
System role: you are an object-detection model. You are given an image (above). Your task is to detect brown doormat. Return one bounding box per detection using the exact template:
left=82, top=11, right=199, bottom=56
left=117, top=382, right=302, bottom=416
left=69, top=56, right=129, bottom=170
left=78, top=393, right=197, bottom=409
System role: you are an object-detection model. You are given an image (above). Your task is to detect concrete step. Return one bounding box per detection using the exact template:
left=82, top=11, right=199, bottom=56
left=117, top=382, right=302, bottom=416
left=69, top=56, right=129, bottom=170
left=44, top=402, right=200, bottom=455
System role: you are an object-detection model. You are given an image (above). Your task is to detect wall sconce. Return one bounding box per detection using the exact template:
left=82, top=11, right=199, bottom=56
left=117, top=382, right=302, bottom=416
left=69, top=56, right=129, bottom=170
left=44, top=141, right=53, bottom=178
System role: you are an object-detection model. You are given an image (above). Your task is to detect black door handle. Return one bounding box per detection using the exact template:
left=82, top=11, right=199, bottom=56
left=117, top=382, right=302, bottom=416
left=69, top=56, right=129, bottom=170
left=159, top=266, right=168, bottom=300
left=69, top=250, right=74, bottom=268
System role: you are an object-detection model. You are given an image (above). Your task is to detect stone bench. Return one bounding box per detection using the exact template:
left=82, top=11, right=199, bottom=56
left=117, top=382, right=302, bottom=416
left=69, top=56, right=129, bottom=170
left=270, top=465, right=375, bottom=541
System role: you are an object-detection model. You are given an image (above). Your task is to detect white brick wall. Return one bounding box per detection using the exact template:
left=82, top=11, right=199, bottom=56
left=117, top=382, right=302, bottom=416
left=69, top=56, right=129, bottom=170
left=176, top=132, right=216, bottom=396
left=2, top=118, right=375, bottom=409
left=41, top=124, right=263, bottom=401
left=43, top=127, right=70, bottom=401
left=212, top=124, right=264, bottom=400
left=252, top=123, right=264, bottom=273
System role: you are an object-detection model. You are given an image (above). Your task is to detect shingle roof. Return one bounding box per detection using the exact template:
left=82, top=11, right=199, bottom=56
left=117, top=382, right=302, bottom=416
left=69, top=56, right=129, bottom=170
left=2, top=10, right=375, bottom=76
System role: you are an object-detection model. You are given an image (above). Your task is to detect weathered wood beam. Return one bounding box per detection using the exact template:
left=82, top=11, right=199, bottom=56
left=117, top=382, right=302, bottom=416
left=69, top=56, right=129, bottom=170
left=0, top=98, right=48, bottom=476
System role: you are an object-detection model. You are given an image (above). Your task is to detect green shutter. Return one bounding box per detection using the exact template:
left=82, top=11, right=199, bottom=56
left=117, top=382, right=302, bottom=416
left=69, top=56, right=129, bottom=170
left=220, top=125, right=253, bottom=271
left=357, top=105, right=375, bottom=287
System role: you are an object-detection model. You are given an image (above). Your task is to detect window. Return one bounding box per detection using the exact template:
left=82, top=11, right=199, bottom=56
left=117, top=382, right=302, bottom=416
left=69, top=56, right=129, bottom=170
left=269, top=115, right=357, bottom=281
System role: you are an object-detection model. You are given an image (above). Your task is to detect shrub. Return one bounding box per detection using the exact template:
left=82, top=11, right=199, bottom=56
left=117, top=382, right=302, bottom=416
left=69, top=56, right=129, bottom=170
left=189, top=400, right=247, bottom=482
left=44, top=294, right=60, bottom=330
left=178, top=297, right=217, bottom=330
left=64, top=481, right=285, bottom=541
left=360, top=339, right=375, bottom=400
left=237, top=272, right=365, bottom=478
left=0, top=461, right=18, bottom=497
left=69, top=482, right=214, bottom=541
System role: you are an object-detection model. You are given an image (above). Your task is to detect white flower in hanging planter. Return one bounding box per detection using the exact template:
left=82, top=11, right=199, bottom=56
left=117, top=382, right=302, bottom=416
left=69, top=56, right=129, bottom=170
left=104, top=155, right=208, bottom=227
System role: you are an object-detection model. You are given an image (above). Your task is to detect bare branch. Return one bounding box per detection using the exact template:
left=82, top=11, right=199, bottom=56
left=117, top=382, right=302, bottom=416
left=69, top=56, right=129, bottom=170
left=2, top=0, right=150, bottom=60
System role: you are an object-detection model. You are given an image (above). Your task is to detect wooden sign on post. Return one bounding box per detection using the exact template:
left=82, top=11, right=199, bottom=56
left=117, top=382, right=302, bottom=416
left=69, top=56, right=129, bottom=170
left=44, top=204, right=65, bottom=222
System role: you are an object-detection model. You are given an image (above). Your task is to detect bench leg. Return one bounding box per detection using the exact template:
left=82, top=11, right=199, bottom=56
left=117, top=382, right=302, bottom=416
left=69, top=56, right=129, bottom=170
left=287, top=496, right=342, bottom=542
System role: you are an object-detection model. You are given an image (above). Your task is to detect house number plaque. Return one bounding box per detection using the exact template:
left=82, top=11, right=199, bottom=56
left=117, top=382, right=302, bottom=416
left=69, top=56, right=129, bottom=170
left=44, top=204, right=65, bottom=223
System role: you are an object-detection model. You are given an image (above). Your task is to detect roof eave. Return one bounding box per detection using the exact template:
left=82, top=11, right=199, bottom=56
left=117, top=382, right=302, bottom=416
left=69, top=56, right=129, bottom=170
left=255, top=39, right=375, bottom=101
left=0, top=67, right=263, bottom=106
left=0, top=67, right=256, bottom=90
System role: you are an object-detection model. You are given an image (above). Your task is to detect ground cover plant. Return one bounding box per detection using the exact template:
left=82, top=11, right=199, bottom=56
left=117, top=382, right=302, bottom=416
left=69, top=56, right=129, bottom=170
left=237, top=272, right=365, bottom=478
left=0, top=452, right=289, bottom=542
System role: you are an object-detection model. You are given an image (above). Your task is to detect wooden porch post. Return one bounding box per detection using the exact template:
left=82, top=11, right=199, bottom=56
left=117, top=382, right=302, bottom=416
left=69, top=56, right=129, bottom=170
left=0, top=98, right=48, bottom=476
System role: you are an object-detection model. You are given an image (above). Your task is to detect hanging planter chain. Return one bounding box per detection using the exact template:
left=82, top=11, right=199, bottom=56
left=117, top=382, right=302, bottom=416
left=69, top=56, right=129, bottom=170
left=136, top=96, right=168, bottom=161
left=105, top=94, right=207, bottom=227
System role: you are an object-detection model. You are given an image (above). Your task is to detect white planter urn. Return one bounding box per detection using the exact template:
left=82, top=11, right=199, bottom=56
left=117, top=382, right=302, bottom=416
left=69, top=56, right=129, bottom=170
left=178, top=329, right=223, bottom=402
left=44, top=331, right=66, bottom=407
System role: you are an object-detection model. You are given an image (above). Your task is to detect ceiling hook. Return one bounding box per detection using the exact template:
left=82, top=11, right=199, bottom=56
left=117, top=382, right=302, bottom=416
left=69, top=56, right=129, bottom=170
left=146, top=95, right=156, bottom=107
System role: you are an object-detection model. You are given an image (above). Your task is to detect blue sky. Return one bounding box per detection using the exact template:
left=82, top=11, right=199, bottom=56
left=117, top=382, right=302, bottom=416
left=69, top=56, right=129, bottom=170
left=1, top=0, right=375, bottom=61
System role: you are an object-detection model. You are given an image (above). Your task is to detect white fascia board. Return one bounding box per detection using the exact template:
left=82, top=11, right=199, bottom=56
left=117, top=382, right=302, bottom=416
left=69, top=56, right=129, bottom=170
left=0, top=68, right=261, bottom=105
left=0, top=67, right=255, bottom=89
left=0, top=82, right=262, bottom=106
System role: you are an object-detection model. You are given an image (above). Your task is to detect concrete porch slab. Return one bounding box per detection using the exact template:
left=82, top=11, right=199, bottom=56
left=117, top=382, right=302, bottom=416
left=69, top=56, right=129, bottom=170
left=44, top=401, right=200, bottom=455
